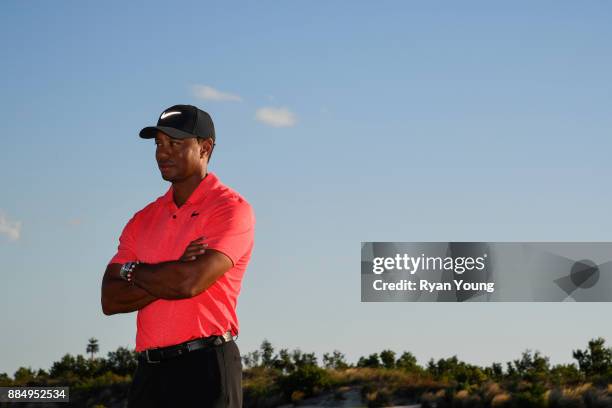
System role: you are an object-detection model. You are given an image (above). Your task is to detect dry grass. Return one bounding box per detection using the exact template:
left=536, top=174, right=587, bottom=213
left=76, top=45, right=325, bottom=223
left=290, top=390, right=305, bottom=403
left=490, top=393, right=511, bottom=407
left=546, top=383, right=612, bottom=408
left=242, top=367, right=279, bottom=398
left=328, top=368, right=448, bottom=406
left=455, top=389, right=469, bottom=399
left=482, top=382, right=504, bottom=403
left=556, top=383, right=592, bottom=400
left=328, top=367, right=443, bottom=396
left=328, top=367, right=413, bottom=385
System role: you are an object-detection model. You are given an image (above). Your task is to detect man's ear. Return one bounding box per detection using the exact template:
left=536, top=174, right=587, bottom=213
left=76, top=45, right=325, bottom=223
left=199, top=138, right=212, bottom=159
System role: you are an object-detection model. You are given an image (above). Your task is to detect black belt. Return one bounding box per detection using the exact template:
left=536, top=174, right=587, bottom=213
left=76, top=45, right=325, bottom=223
left=139, top=331, right=234, bottom=364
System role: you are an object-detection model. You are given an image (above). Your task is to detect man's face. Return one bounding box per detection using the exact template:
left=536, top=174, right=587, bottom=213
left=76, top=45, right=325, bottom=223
left=155, top=131, right=208, bottom=182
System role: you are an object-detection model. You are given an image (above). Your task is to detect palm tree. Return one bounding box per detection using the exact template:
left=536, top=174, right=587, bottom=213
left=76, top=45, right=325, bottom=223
left=86, top=338, right=99, bottom=361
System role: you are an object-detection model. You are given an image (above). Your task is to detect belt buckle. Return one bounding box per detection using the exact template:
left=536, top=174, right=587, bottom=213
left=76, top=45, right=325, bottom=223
left=145, top=349, right=161, bottom=364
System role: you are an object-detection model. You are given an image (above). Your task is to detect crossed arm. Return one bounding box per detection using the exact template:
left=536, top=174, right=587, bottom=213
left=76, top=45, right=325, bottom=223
left=101, top=238, right=233, bottom=315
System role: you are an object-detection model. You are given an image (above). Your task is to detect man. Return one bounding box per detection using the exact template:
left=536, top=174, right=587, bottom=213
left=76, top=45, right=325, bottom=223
left=101, top=104, right=255, bottom=407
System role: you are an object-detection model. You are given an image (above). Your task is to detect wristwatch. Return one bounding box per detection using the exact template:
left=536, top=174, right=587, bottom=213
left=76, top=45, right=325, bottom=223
left=119, top=261, right=139, bottom=284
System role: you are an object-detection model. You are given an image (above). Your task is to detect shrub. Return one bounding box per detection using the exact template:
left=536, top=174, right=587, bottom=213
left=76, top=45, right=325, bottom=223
left=242, top=366, right=280, bottom=398
left=512, top=388, right=547, bottom=408
left=361, top=384, right=393, bottom=408
left=290, top=390, right=305, bottom=404
left=581, top=388, right=610, bottom=408
left=491, top=393, right=511, bottom=407
left=482, top=382, right=503, bottom=403
left=452, top=389, right=483, bottom=408
left=278, top=364, right=330, bottom=399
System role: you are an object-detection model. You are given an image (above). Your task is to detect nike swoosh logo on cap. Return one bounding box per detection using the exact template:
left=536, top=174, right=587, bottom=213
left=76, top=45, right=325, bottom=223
left=160, top=111, right=181, bottom=120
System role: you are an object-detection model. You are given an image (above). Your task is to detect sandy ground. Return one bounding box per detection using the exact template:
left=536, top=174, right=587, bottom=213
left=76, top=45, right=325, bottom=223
left=277, top=386, right=421, bottom=408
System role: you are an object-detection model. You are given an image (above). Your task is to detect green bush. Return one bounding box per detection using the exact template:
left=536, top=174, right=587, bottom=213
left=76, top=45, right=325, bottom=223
left=511, top=390, right=546, bottom=408
left=242, top=366, right=281, bottom=400
left=278, top=364, right=330, bottom=399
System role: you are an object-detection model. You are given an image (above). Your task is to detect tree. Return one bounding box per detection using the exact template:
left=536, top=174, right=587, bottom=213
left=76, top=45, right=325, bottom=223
left=506, top=350, right=550, bottom=383
left=13, top=367, right=35, bottom=385
left=291, top=349, right=317, bottom=368
left=572, top=337, right=612, bottom=378
left=105, top=347, right=138, bottom=376
left=427, top=356, right=459, bottom=378
left=11, top=368, right=49, bottom=387
left=427, top=356, right=486, bottom=386
left=0, top=372, right=11, bottom=386
left=396, top=351, right=419, bottom=372
left=379, top=350, right=396, bottom=369
left=549, top=363, right=583, bottom=386
left=357, top=353, right=380, bottom=368
left=273, top=348, right=295, bottom=373
left=484, top=362, right=504, bottom=381
left=260, top=339, right=275, bottom=368
left=50, top=354, right=77, bottom=378
left=322, top=350, right=349, bottom=370
left=86, top=338, right=99, bottom=361
left=242, top=350, right=261, bottom=368
left=49, top=353, right=95, bottom=379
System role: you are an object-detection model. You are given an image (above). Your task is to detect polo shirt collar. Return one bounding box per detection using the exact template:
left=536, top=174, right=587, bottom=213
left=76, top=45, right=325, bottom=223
left=162, top=172, right=218, bottom=208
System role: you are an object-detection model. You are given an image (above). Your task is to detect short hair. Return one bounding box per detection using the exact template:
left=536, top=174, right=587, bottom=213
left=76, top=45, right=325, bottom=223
left=197, top=137, right=216, bottom=162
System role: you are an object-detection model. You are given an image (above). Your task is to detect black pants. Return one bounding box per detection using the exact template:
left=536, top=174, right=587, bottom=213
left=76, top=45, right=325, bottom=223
left=127, top=340, right=242, bottom=408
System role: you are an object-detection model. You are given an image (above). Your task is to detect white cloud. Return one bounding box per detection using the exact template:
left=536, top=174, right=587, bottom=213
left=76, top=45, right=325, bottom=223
left=255, top=107, right=297, bottom=128
left=0, top=210, right=21, bottom=241
left=192, top=85, right=242, bottom=102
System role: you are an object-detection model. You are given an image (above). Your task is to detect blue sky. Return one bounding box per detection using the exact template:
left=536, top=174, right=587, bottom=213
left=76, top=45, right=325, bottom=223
left=1, top=1, right=612, bottom=376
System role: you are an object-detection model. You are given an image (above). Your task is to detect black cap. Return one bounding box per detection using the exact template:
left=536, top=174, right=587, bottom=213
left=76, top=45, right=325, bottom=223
left=139, top=104, right=215, bottom=141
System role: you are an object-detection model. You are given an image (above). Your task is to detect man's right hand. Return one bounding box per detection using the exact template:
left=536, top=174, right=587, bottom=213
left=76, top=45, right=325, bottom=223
left=179, top=237, right=208, bottom=262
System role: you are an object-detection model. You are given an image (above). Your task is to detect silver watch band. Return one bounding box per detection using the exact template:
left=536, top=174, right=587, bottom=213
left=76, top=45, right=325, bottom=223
left=119, top=262, right=138, bottom=281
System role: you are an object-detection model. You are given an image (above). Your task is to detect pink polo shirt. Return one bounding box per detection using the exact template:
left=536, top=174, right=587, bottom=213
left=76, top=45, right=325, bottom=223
left=108, top=172, right=255, bottom=352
